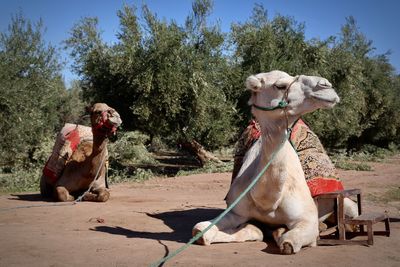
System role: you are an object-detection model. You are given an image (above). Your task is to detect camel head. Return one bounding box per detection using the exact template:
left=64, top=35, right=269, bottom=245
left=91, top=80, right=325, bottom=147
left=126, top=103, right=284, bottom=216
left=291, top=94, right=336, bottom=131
left=246, top=70, right=339, bottom=125
left=88, top=103, right=122, bottom=138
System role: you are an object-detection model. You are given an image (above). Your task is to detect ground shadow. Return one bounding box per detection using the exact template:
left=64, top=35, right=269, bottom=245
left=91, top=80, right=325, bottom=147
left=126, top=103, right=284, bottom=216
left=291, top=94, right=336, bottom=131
left=261, top=243, right=288, bottom=255
left=92, top=207, right=279, bottom=253
left=93, top=208, right=221, bottom=243
left=9, top=193, right=53, bottom=202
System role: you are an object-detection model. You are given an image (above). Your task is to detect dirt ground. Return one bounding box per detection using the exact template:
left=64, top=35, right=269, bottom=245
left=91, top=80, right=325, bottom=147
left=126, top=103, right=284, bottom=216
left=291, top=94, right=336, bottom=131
left=1, top=156, right=399, bottom=267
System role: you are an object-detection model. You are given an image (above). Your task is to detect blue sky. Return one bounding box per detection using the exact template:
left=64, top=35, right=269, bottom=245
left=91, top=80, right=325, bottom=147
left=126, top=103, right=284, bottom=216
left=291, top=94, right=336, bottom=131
left=1, top=0, right=399, bottom=87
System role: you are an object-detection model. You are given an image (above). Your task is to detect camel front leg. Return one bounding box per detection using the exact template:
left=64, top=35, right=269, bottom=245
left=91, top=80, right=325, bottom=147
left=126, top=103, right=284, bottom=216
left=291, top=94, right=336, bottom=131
left=192, top=212, right=263, bottom=245
left=82, top=187, right=110, bottom=202
left=55, top=186, right=75, bottom=202
left=273, top=219, right=318, bottom=254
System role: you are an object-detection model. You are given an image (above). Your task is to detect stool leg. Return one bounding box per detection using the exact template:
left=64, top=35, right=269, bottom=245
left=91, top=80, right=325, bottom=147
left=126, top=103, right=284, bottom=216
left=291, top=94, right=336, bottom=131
left=338, top=196, right=346, bottom=241
left=367, top=222, right=373, bottom=245
left=385, top=218, right=390, bottom=237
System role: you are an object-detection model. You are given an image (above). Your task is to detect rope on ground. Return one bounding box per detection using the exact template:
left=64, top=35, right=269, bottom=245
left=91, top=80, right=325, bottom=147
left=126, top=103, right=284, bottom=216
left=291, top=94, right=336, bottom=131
left=0, top=202, right=76, bottom=211
left=149, top=130, right=290, bottom=267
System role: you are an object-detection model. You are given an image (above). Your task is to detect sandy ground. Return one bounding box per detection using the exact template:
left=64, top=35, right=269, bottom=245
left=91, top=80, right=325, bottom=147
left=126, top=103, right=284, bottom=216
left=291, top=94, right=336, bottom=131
left=1, top=156, right=399, bottom=267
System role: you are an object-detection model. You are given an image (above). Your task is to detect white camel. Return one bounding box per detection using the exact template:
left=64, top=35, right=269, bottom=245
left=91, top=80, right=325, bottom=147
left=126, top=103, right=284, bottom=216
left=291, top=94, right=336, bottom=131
left=193, top=70, right=356, bottom=254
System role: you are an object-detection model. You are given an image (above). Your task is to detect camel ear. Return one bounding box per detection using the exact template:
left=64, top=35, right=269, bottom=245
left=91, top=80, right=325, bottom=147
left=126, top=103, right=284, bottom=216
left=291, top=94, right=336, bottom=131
left=245, top=75, right=262, bottom=91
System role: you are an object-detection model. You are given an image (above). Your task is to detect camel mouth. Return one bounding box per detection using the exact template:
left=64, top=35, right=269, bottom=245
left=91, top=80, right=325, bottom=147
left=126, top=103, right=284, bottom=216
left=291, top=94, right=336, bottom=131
left=311, top=89, right=340, bottom=107
left=92, top=117, right=122, bottom=138
left=109, top=116, right=122, bottom=127
left=311, top=95, right=338, bottom=104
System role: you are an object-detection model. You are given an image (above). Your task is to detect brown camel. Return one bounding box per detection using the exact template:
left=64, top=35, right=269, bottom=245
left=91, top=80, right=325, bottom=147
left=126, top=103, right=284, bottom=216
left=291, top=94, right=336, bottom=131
left=40, top=103, right=122, bottom=202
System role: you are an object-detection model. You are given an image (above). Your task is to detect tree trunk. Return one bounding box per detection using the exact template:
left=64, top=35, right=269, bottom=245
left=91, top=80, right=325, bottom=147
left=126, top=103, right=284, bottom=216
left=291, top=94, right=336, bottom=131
left=183, top=140, right=222, bottom=167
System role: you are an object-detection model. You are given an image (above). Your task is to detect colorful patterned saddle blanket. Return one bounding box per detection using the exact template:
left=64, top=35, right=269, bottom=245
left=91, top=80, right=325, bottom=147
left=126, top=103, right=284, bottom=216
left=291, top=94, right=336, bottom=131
left=42, top=123, right=93, bottom=183
left=233, top=119, right=343, bottom=197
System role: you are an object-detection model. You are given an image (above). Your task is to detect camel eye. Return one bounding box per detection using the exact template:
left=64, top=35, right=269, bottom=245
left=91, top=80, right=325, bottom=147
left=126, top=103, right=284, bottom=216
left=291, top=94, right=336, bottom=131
left=274, top=84, right=287, bottom=90
left=92, top=111, right=103, bottom=117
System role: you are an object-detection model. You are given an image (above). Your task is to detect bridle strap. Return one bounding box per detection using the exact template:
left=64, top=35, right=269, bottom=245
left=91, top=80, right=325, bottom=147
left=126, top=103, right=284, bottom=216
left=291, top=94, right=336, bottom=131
left=251, top=75, right=300, bottom=132
left=92, top=110, right=117, bottom=137
left=251, top=75, right=299, bottom=112
left=252, top=100, right=288, bottom=111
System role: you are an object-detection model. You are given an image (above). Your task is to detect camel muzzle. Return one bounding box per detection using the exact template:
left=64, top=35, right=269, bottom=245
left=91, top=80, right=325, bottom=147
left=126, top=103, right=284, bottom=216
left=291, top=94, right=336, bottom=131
left=92, top=110, right=122, bottom=138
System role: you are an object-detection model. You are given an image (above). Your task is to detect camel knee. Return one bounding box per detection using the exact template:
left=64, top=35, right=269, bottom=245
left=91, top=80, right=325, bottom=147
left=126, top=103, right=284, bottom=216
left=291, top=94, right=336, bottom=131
left=235, top=223, right=263, bottom=242
left=55, top=186, right=74, bottom=202
left=192, top=221, right=217, bottom=245
left=96, top=188, right=110, bottom=202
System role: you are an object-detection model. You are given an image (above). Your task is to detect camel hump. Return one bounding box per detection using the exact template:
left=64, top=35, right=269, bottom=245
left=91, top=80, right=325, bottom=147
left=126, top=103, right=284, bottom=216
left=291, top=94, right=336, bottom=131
left=42, top=123, right=93, bottom=184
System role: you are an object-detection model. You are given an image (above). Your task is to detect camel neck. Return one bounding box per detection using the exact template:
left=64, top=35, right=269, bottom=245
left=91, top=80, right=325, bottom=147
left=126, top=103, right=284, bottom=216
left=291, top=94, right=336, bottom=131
left=91, top=134, right=108, bottom=156
left=249, top=118, right=292, bottom=207
left=258, top=118, right=288, bottom=154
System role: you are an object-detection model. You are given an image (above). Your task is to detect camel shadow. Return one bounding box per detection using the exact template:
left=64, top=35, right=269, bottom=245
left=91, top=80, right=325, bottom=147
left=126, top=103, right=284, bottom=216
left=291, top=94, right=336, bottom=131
left=93, top=208, right=221, bottom=243
left=92, top=207, right=281, bottom=253
left=9, top=193, right=53, bottom=202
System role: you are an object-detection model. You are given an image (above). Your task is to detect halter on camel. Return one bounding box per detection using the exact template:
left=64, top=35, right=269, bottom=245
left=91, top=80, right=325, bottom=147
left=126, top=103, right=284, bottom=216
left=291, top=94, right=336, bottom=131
left=251, top=75, right=299, bottom=133
left=92, top=109, right=118, bottom=137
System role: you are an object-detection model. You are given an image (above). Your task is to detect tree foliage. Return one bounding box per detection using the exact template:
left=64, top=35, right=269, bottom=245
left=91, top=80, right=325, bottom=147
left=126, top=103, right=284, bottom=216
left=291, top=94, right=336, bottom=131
left=229, top=8, right=400, bottom=149
left=0, top=12, right=81, bottom=166
left=306, top=17, right=400, bottom=148
left=2, top=1, right=400, bottom=172
left=65, top=0, right=237, bottom=149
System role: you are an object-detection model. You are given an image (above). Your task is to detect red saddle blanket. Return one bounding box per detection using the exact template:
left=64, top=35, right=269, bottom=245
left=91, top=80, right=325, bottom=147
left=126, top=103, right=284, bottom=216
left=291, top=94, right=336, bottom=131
left=306, top=177, right=344, bottom=197
left=42, top=124, right=92, bottom=183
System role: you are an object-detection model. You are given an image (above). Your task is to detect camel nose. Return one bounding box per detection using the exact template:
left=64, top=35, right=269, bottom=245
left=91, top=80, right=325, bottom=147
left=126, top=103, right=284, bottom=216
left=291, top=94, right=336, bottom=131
left=109, top=112, right=122, bottom=126
left=317, top=79, right=332, bottom=88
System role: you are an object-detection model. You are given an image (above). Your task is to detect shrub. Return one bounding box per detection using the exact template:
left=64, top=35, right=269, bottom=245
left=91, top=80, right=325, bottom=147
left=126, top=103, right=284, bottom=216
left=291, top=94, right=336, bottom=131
left=108, top=131, right=156, bottom=165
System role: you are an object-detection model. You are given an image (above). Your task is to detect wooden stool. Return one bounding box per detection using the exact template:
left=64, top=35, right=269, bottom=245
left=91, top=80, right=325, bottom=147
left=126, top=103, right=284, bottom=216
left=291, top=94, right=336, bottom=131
left=315, top=189, right=390, bottom=245
left=345, top=212, right=390, bottom=245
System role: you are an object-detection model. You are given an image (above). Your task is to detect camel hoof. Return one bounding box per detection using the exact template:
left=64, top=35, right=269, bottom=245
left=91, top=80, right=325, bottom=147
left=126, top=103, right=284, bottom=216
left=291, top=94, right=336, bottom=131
left=192, top=228, right=210, bottom=246
left=281, top=242, right=294, bottom=255
left=55, top=186, right=74, bottom=202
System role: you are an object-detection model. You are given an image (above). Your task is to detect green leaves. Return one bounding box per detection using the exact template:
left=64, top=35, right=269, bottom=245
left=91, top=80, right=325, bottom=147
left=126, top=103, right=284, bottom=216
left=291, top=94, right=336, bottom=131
left=65, top=1, right=236, bottom=150
left=63, top=0, right=400, bottom=152
left=0, top=12, right=85, bottom=168
left=231, top=6, right=400, bottom=150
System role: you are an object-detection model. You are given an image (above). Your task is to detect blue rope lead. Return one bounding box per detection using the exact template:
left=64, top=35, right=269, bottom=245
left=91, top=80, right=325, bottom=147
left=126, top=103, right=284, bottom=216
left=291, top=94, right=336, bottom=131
left=149, top=131, right=290, bottom=267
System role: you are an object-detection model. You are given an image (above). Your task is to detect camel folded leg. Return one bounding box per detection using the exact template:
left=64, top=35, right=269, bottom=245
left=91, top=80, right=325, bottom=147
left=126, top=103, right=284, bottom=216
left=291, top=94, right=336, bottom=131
left=55, top=186, right=75, bottom=202
left=272, top=220, right=318, bottom=254
left=55, top=185, right=109, bottom=202
left=82, top=187, right=110, bottom=202
left=316, top=197, right=359, bottom=232
left=192, top=213, right=263, bottom=245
